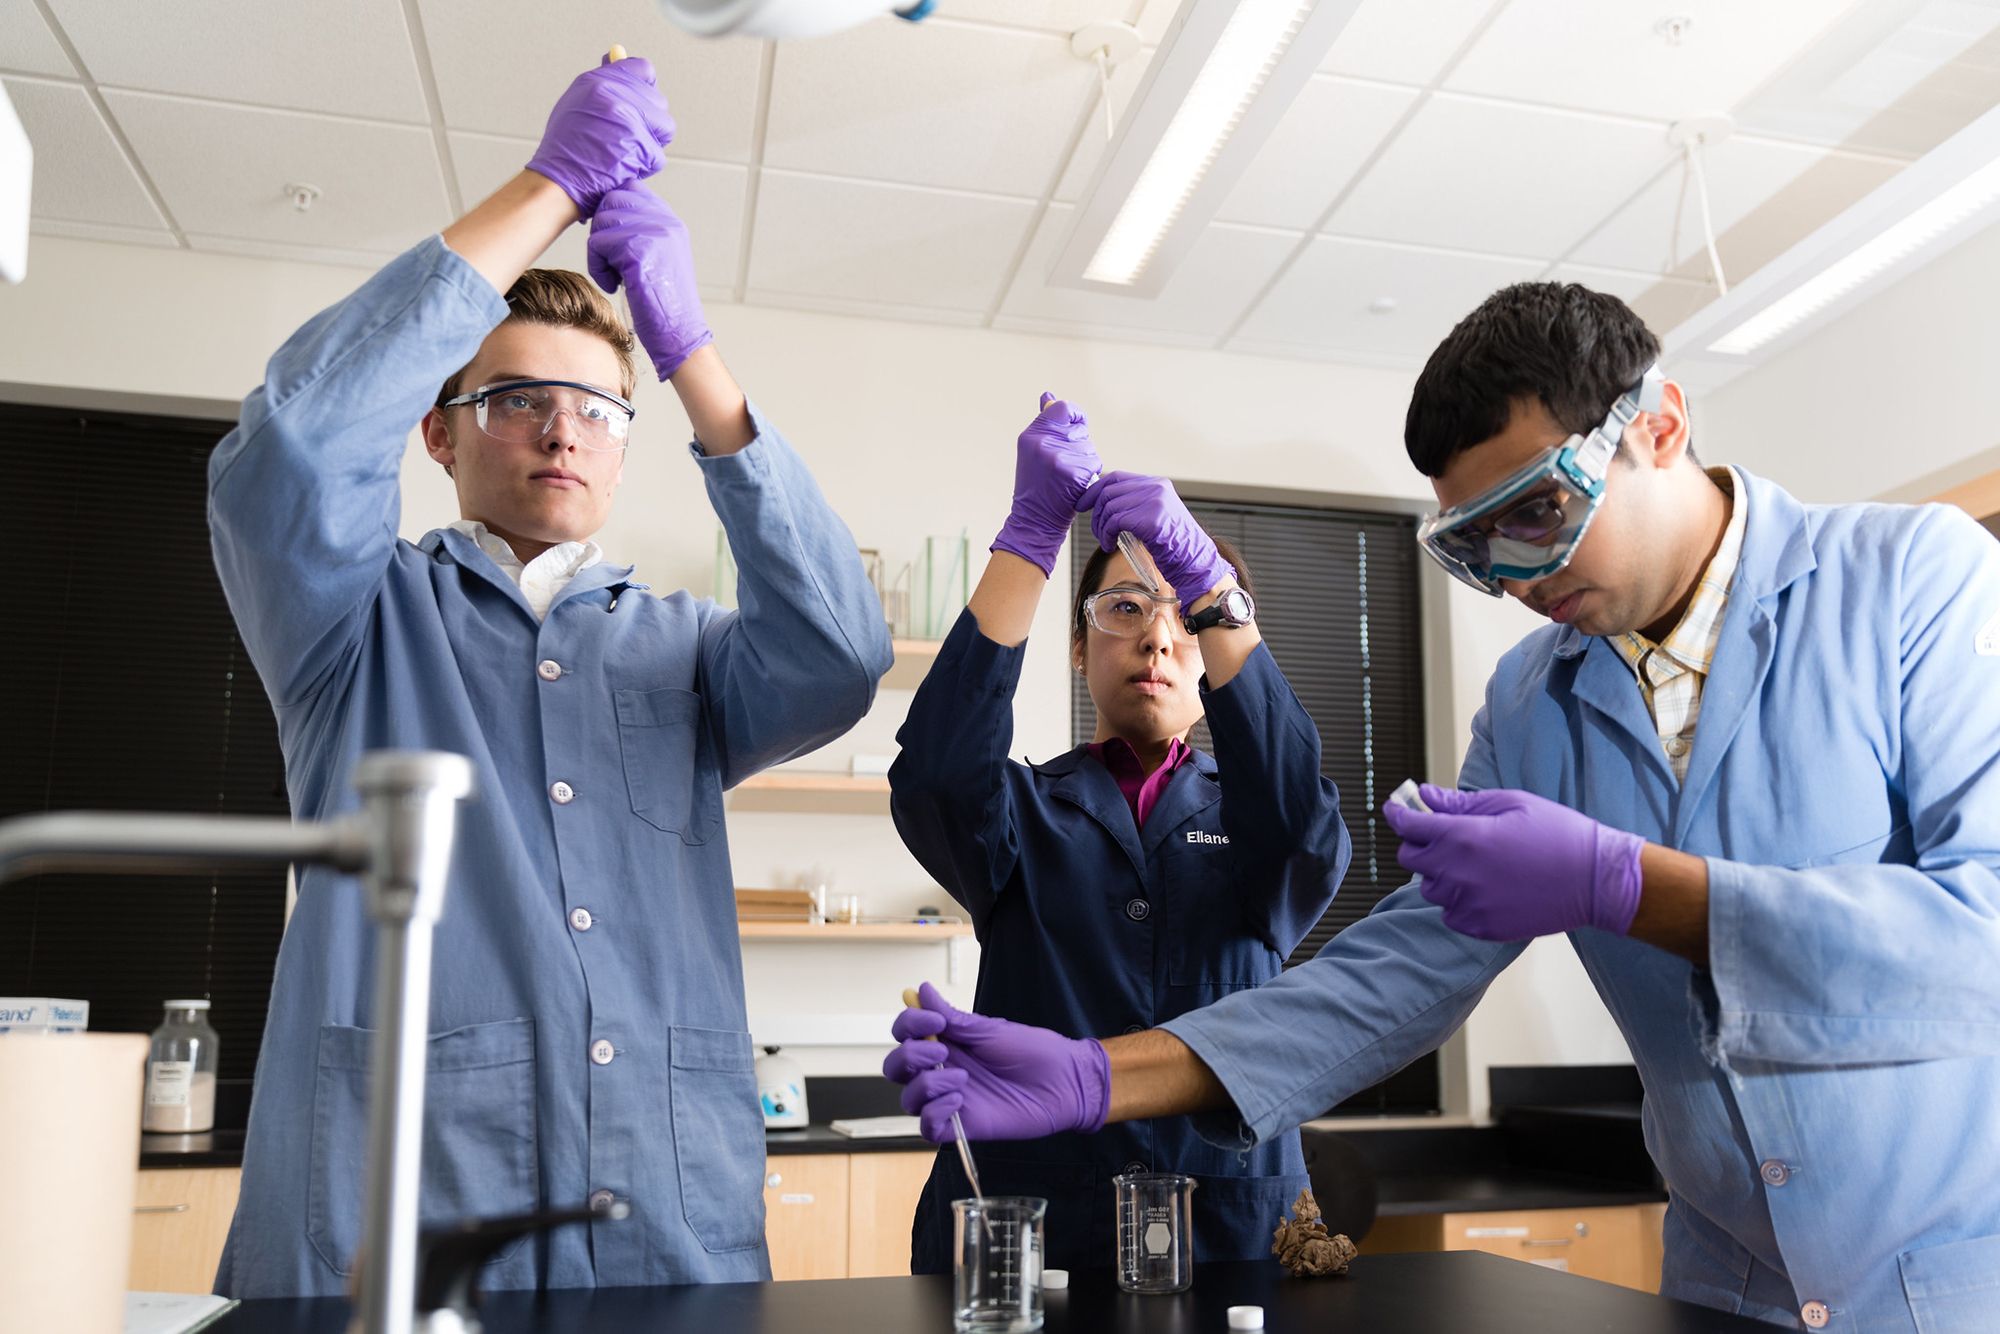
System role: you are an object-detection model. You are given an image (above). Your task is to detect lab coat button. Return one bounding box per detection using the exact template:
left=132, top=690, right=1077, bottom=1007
left=591, top=1039, right=615, bottom=1066
left=588, top=1189, right=616, bottom=1213
left=569, top=907, right=594, bottom=932
left=1759, top=1159, right=1790, bottom=1186
left=1801, top=1301, right=1831, bottom=1328
left=1123, top=1025, right=1145, bottom=1036
left=1665, top=736, right=1689, bottom=758
left=551, top=781, right=575, bottom=805
left=1125, top=898, right=1150, bottom=922
left=537, top=659, right=563, bottom=682
left=1121, top=1162, right=1148, bottom=1176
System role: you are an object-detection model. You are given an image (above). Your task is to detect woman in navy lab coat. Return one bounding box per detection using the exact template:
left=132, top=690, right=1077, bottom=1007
left=889, top=395, right=1351, bottom=1273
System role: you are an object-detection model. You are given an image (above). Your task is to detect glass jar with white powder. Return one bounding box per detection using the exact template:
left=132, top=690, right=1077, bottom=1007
left=143, top=999, right=218, bottom=1133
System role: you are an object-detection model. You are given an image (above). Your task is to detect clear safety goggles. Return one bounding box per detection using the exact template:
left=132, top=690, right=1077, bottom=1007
left=439, top=379, right=635, bottom=452
left=1082, top=586, right=1182, bottom=638
left=1417, top=364, right=1664, bottom=596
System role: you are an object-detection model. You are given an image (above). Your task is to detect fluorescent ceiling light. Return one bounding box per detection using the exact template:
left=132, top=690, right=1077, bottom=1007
left=0, top=83, right=28, bottom=283
left=1052, top=0, right=1363, bottom=298
left=1667, top=101, right=2000, bottom=366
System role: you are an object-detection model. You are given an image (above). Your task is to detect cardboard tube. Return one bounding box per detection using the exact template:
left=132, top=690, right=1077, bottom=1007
left=0, top=1033, right=147, bottom=1334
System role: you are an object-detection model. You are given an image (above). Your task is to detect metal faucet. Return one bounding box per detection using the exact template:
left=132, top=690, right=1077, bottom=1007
left=0, top=750, right=475, bottom=1334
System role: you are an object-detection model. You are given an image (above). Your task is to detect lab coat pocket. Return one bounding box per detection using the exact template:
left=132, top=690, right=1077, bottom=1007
left=1165, top=856, right=1282, bottom=989
left=306, top=1018, right=538, bottom=1279
left=615, top=686, right=721, bottom=844
left=668, top=1025, right=767, bottom=1254
left=1191, top=1171, right=1310, bottom=1264
left=1898, top=1231, right=2000, bottom=1332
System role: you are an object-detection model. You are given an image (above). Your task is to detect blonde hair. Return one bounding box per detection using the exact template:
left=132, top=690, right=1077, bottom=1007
left=437, top=268, right=638, bottom=404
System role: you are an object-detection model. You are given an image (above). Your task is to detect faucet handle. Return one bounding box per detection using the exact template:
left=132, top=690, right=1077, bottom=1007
left=416, top=1197, right=632, bottom=1322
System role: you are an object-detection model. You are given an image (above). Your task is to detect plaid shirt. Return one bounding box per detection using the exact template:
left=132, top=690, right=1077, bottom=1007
left=1608, top=468, right=1747, bottom=783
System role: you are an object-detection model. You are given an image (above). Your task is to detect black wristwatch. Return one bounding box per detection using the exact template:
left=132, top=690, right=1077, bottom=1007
left=1182, top=586, right=1256, bottom=635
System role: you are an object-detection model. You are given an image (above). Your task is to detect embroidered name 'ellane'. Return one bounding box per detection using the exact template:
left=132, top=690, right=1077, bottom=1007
left=1185, top=830, right=1230, bottom=845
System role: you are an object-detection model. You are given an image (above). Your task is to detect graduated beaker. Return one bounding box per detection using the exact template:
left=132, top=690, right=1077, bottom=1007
left=1113, top=1172, right=1196, bottom=1294
left=953, top=1196, right=1045, bottom=1332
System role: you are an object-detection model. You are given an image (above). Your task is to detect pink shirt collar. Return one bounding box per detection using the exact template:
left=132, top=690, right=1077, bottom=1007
left=1086, top=736, right=1194, bottom=828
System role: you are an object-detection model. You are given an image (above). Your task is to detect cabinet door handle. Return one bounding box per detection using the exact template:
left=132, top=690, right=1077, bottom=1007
left=134, top=1203, right=191, bottom=1214
left=1520, top=1237, right=1573, bottom=1247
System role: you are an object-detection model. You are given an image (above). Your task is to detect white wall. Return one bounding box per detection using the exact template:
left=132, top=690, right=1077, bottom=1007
left=0, top=234, right=1631, bottom=1109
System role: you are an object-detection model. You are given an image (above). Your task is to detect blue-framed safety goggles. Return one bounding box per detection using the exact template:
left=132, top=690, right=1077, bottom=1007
left=1417, top=365, right=1665, bottom=596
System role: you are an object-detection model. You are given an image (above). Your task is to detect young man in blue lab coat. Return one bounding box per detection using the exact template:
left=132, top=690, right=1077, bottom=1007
left=887, top=283, right=2000, bottom=1330
left=207, top=59, right=891, bottom=1298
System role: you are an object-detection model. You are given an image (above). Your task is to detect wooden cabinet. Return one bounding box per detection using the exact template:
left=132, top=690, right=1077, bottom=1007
left=846, top=1151, right=934, bottom=1278
left=765, top=1149, right=934, bottom=1282
left=763, top=1154, right=851, bottom=1281
left=1361, top=1202, right=1666, bottom=1293
left=130, top=1166, right=241, bottom=1293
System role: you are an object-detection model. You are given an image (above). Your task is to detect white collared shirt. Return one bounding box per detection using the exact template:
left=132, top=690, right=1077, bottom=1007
left=447, top=519, right=604, bottom=621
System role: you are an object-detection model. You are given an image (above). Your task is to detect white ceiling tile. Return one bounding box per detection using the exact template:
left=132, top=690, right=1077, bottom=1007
left=764, top=18, right=1094, bottom=197
left=998, top=203, right=1299, bottom=339
left=1231, top=234, right=1540, bottom=364
left=1546, top=262, right=1708, bottom=304
left=1570, top=138, right=1899, bottom=275
left=3, top=77, right=164, bottom=228
left=742, top=288, right=985, bottom=327
left=1324, top=94, right=1669, bottom=260
left=747, top=171, right=1035, bottom=314
left=184, top=234, right=401, bottom=269
left=32, top=218, right=177, bottom=247
left=418, top=0, right=763, bottom=163
left=1445, top=0, right=1859, bottom=122
left=1321, top=0, right=1499, bottom=85
left=1215, top=75, right=1418, bottom=229
left=449, top=131, right=748, bottom=291
left=44, top=0, right=428, bottom=122
left=1052, top=43, right=1156, bottom=202
left=944, top=0, right=1140, bottom=31
left=1133, top=0, right=1180, bottom=45
left=0, top=0, right=74, bottom=76
left=104, top=92, right=450, bottom=251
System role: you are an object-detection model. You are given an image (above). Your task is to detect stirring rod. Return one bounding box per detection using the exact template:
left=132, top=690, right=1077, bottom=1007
left=603, top=45, right=637, bottom=335
left=903, top=988, right=989, bottom=1217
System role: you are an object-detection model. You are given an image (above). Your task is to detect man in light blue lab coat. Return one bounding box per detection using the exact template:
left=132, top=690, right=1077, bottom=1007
left=886, top=283, right=2000, bottom=1331
left=208, top=58, right=891, bottom=1297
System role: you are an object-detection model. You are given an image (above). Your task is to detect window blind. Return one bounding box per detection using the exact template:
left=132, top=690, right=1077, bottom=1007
left=0, top=401, right=288, bottom=1089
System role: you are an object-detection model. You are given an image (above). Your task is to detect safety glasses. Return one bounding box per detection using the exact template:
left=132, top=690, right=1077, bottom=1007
left=1417, top=364, right=1664, bottom=596
left=439, top=379, right=635, bottom=452
left=1082, top=586, right=1182, bottom=638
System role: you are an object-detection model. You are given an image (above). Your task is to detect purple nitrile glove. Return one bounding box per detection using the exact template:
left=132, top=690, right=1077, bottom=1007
left=882, top=982, right=1110, bottom=1143
left=990, top=395, right=1103, bottom=576
left=1381, top=785, right=1646, bottom=941
left=1081, top=471, right=1233, bottom=607
left=588, top=185, right=711, bottom=379
left=525, top=57, right=676, bottom=219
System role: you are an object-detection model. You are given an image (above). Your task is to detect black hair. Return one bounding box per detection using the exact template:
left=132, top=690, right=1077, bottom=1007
left=1069, top=530, right=1255, bottom=646
left=1404, top=282, right=1669, bottom=479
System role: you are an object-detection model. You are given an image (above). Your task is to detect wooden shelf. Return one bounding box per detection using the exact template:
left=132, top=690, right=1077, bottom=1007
left=737, top=921, right=973, bottom=942
left=729, top=772, right=890, bottom=814
left=883, top=638, right=944, bottom=691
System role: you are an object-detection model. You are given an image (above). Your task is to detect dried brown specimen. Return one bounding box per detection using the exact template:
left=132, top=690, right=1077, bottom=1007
left=1271, top=1187, right=1359, bottom=1278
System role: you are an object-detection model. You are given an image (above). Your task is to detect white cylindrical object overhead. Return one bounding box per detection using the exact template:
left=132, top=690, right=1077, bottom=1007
left=655, top=0, right=909, bottom=38
left=0, top=82, right=28, bottom=283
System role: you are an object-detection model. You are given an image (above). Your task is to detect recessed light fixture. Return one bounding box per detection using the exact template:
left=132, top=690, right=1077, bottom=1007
left=1049, top=0, right=1365, bottom=298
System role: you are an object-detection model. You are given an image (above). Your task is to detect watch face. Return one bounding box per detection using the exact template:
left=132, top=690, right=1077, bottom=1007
left=1221, top=588, right=1254, bottom=622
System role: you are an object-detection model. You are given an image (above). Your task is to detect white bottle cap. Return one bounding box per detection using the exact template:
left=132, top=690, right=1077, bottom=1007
left=1227, top=1306, right=1265, bottom=1330
left=1041, top=1268, right=1069, bottom=1290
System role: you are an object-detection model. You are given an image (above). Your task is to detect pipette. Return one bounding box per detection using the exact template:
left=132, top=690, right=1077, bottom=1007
left=1035, top=393, right=1159, bottom=597
left=903, top=987, right=987, bottom=1211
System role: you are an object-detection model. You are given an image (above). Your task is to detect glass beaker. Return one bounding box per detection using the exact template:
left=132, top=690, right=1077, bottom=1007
left=953, top=1196, right=1045, bottom=1332
left=1114, top=1172, right=1196, bottom=1294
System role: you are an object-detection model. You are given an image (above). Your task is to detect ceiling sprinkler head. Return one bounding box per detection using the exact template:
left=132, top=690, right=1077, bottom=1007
left=285, top=182, right=323, bottom=213
left=1654, top=15, right=1694, bottom=47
